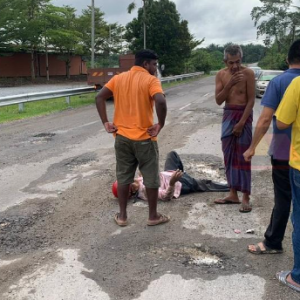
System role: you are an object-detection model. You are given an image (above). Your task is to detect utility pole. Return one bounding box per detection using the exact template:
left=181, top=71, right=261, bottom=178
left=143, top=0, right=146, bottom=49
left=91, top=0, right=95, bottom=68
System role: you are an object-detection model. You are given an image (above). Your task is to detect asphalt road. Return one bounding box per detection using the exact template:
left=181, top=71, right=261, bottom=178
left=0, top=77, right=297, bottom=299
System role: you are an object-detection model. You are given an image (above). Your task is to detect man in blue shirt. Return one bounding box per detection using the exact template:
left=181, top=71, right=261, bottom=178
left=243, top=39, right=300, bottom=254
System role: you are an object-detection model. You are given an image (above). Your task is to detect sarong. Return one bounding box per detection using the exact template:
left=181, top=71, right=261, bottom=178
left=221, top=104, right=252, bottom=194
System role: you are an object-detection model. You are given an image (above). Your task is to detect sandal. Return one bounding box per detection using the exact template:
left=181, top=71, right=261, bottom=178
left=147, top=213, right=170, bottom=226
left=276, top=270, right=300, bottom=292
left=239, top=202, right=252, bottom=213
left=214, top=198, right=241, bottom=204
left=114, top=213, right=128, bottom=227
left=248, top=242, right=283, bottom=255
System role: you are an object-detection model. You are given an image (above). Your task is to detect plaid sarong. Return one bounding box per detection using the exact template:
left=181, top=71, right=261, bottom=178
left=221, top=104, right=252, bottom=194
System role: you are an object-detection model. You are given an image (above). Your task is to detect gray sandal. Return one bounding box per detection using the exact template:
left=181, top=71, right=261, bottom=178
left=276, top=270, right=300, bottom=293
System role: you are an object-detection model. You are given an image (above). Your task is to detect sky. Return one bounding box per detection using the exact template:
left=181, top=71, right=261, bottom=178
left=51, top=0, right=265, bottom=47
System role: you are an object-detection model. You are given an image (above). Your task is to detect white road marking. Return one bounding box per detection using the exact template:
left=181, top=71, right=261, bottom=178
left=54, top=121, right=100, bottom=134
left=179, top=103, right=191, bottom=110
left=0, top=258, right=21, bottom=268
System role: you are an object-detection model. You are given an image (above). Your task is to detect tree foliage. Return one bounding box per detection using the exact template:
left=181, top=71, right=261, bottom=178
left=187, top=43, right=266, bottom=74
left=0, top=0, right=126, bottom=77
left=77, top=6, right=124, bottom=63
left=125, top=0, right=201, bottom=75
left=252, top=0, right=300, bottom=69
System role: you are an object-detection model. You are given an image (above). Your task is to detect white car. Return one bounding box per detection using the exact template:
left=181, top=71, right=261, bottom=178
left=255, top=70, right=284, bottom=98
left=249, top=66, right=262, bottom=80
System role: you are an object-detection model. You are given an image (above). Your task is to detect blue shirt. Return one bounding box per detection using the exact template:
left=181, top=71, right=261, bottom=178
left=261, top=68, right=300, bottom=160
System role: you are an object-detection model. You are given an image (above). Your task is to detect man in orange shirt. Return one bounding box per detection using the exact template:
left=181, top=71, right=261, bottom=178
left=96, top=49, right=168, bottom=227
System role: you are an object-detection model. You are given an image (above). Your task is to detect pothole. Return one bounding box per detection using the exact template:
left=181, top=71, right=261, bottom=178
left=31, top=133, right=56, bottom=144
left=33, top=133, right=56, bottom=138
left=64, top=155, right=97, bottom=171
left=150, top=244, right=225, bottom=269
left=187, top=244, right=221, bottom=266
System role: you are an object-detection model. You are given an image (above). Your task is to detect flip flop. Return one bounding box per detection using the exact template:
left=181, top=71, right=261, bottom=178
left=114, top=213, right=128, bottom=227
left=248, top=242, right=283, bottom=255
left=214, top=198, right=241, bottom=204
left=276, top=270, right=300, bottom=293
left=239, top=202, right=252, bottom=213
left=147, top=214, right=170, bottom=226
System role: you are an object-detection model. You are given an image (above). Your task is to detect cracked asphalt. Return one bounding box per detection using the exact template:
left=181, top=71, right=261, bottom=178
left=0, top=77, right=298, bottom=299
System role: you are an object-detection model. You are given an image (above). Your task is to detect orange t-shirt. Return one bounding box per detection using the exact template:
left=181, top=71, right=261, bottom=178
left=105, top=66, right=164, bottom=141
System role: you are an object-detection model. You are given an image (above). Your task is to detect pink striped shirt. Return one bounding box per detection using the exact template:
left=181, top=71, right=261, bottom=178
left=136, top=171, right=182, bottom=201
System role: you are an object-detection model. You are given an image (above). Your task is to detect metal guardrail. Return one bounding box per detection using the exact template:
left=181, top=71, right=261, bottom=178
left=0, top=72, right=204, bottom=111
left=0, top=86, right=96, bottom=111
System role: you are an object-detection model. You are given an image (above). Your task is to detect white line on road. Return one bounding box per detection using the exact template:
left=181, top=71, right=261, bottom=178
left=54, top=121, right=100, bottom=134
left=179, top=103, right=191, bottom=110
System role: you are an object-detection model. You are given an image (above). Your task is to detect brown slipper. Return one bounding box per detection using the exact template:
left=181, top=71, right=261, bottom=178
left=147, top=213, right=170, bottom=226
left=214, top=198, right=241, bottom=204
left=114, top=213, right=128, bottom=226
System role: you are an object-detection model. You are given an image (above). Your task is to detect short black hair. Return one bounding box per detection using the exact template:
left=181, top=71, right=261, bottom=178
left=288, top=39, right=300, bottom=64
left=135, top=49, right=158, bottom=66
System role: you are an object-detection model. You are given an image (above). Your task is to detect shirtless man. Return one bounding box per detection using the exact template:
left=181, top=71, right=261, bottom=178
left=214, top=44, right=255, bottom=212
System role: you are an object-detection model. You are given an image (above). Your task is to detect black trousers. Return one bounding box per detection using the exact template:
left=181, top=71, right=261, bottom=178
left=164, top=151, right=229, bottom=195
left=264, top=157, right=292, bottom=250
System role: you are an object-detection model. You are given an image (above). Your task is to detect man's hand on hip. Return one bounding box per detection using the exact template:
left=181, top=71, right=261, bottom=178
left=104, top=122, right=117, bottom=133
left=147, top=123, right=162, bottom=137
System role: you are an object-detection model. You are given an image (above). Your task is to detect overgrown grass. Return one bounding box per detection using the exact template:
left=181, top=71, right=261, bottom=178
left=0, top=76, right=203, bottom=124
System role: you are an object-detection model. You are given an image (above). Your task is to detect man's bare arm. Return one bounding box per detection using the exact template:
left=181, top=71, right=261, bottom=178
left=243, top=107, right=274, bottom=161
left=276, top=120, right=291, bottom=130
left=95, top=87, right=117, bottom=133
left=215, top=72, right=228, bottom=106
left=147, top=93, right=167, bottom=137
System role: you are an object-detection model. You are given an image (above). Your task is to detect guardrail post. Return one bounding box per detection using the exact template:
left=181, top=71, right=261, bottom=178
left=18, top=103, right=24, bottom=112
left=66, top=96, right=70, bottom=105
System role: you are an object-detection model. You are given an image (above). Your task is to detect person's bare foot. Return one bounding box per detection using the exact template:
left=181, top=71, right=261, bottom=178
left=240, top=193, right=252, bottom=213
left=214, top=190, right=240, bottom=204
left=248, top=241, right=283, bottom=254
left=248, top=242, right=265, bottom=253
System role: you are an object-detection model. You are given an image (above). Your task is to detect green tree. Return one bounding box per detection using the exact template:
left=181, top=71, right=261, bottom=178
left=77, top=6, right=124, bottom=67
left=241, top=43, right=266, bottom=63
left=251, top=0, right=300, bottom=69
left=258, top=43, right=288, bottom=69
left=46, top=5, right=83, bottom=78
left=251, top=0, right=292, bottom=51
left=125, top=0, right=201, bottom=75
left=0, top=0, right=51, bottom=79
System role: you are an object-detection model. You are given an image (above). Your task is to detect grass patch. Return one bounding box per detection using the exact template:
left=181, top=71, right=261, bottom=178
left=0, top=75, right=205, bottom=124
left=162, top=75, right=204, bottom=89
left=0, top=93, right=97, bottom=123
